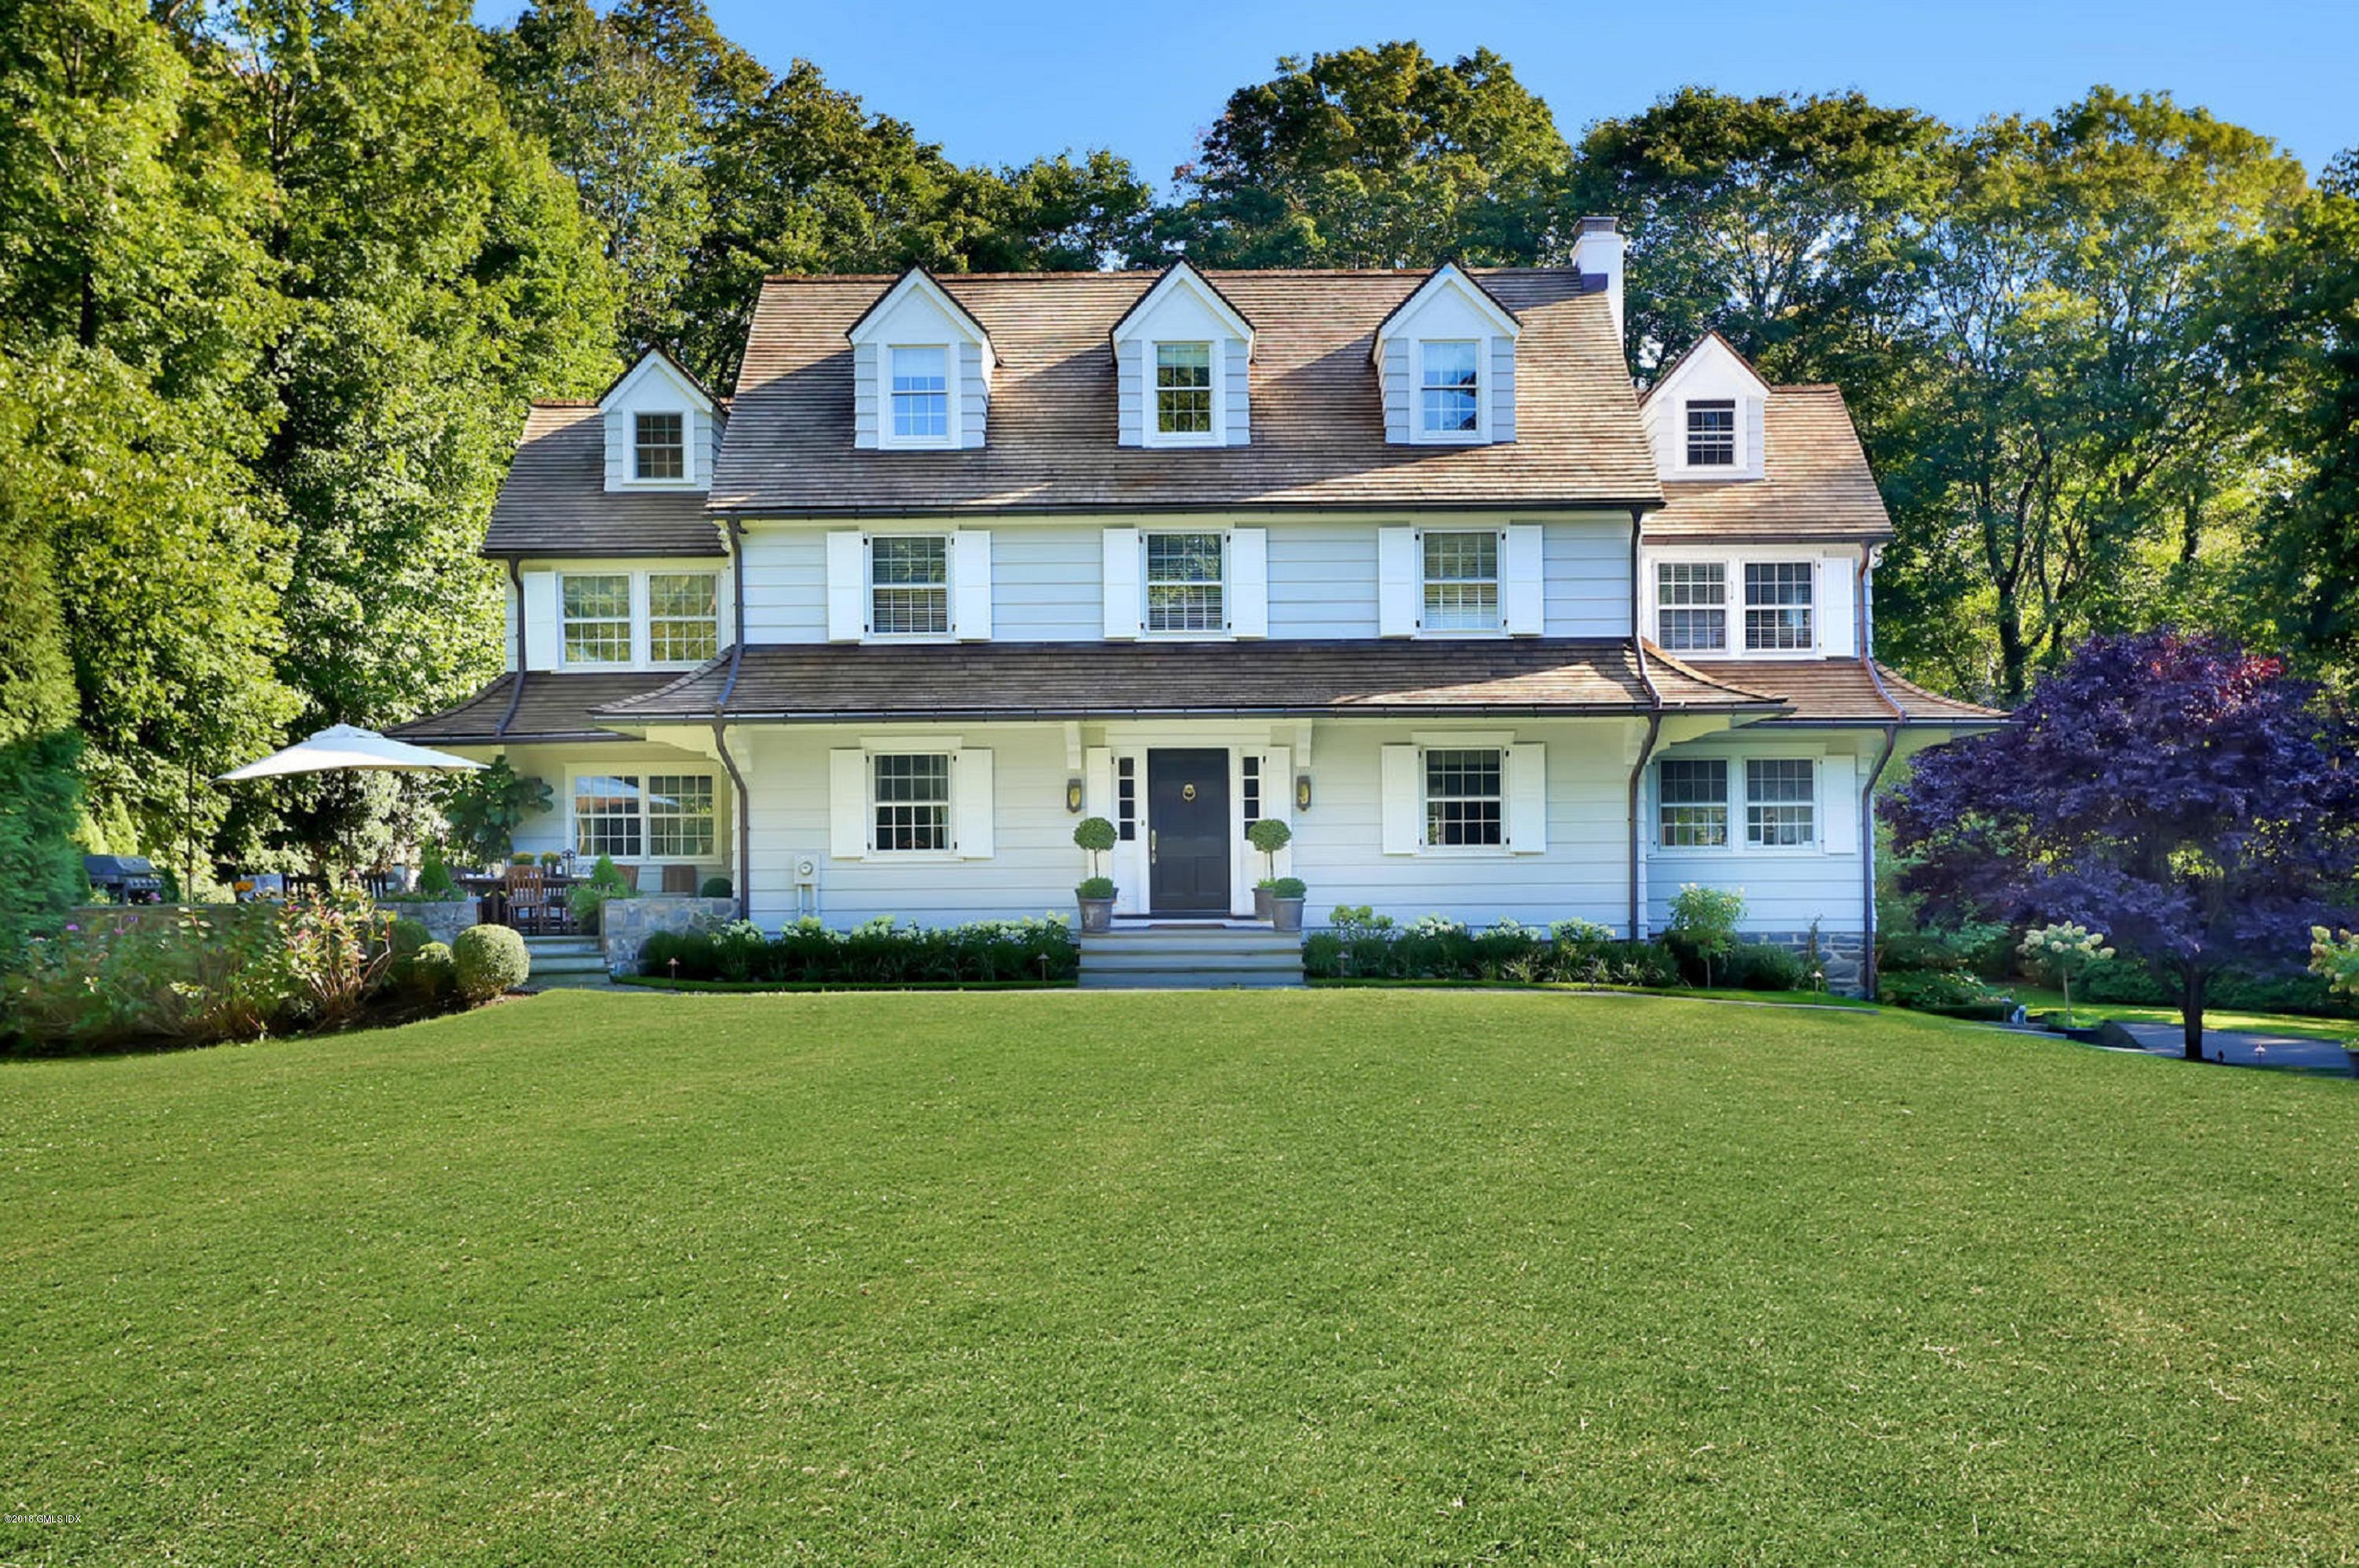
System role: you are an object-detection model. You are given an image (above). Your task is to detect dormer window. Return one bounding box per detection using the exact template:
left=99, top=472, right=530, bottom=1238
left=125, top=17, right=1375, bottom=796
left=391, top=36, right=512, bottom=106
left=1420, top=341, right=1481, bottom=436
left=890, top=347, right=951, bottom=442
left=1686, top=400, right=1736, bottom=466
left=1154, top=343, right=1215, bottom=439
left=633, top=412, right=684, bottom=480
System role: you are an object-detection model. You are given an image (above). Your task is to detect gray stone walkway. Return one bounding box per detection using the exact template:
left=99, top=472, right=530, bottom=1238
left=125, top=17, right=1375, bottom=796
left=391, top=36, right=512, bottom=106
left=2094, top=1019, right=2356, bottom=1075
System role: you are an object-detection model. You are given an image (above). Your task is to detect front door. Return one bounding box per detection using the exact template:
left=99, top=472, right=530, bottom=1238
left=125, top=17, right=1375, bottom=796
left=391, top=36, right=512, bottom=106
left=1147, top=749, right=1231, bottom=914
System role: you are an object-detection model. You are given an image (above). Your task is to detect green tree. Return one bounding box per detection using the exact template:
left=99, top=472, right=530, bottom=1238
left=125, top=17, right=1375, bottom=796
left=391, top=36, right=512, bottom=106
left=1157, top=42, right=1568, bottom=268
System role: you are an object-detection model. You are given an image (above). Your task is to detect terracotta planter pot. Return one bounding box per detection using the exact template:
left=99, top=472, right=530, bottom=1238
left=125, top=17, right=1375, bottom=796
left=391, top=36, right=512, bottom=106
left=1076, top=894, right=1116, bottom=934
left=1270, top=896, right=1305, bottom=934
left=1253, top=885, right=1275, bottom=921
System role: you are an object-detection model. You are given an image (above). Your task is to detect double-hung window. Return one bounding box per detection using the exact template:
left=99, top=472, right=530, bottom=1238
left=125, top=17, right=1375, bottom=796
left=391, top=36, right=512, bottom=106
left=1743, top=562, right=1814, bottom=651
left=1154, top=342, right=1214, bottom=437
left=1746, top=759, right=1816, bottom=847
left=1145, top=532, right=1224, bottom=633
left=1658, top=759, right=1730, bottom=848
left=890, top=347, right=950, bottom=442
left=1424, top=748, right=1503, bottom=848
left=635, top=412, right=685, bottom=480
left=1422, top=530, right=1500, bottom=632
left=575, top=775, right=645, bottom=859
left=574, top=772, right=719, bottom=862
left=648, top=573, right=719, bottom=664
left=646, top=775, right=716, bottom=858
left=561, top=574, right=633, bottom=664
left=1657, top=562, right=1728, bottom=652
left=1685, top=400, right=1735, bottom=466
left=873, top=754, right=951, bottom=852
left=870, top=536, right=950, bottom=636
left=1420, top=340, right=1481, bottom=436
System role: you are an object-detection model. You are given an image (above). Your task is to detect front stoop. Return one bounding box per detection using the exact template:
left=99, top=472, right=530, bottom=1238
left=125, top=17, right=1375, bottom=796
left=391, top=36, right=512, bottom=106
left=1078, top=923, right=1305, bottom=989
left=521, top=935, right=616, bottom=991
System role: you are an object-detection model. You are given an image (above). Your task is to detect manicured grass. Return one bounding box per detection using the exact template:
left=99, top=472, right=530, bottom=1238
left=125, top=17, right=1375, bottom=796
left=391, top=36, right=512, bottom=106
left=2008, top=982, right=2359, bottom=1043
left=5, top=991, right=2357, bottom=1562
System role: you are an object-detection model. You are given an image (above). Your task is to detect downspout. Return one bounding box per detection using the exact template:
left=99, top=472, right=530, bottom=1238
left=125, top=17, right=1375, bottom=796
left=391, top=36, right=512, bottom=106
left=1625, top=506, right=1665, bottom=940
left=496, top=558, right=528, bottom=739
left=1857, top=547, right=1904, bottom=997
left=712, top=518, right=752, bottom=922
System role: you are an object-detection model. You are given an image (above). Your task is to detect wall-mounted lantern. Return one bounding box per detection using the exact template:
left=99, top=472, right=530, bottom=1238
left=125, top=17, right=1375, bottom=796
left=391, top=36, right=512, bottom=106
left=1065, top=778, right=1084, bottom=813
left=1295, top=774, right=1313, bottom=812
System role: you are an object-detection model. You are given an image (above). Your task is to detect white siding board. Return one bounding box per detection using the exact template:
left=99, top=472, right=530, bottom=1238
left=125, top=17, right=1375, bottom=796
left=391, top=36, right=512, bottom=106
left=1543, top=517, right=1629, bottom=639
left=958, top=340, right=988, bottom=449
left=1267, top=525, right=1379, bottom=639
left=1490, top=337, right=1518, bottom=443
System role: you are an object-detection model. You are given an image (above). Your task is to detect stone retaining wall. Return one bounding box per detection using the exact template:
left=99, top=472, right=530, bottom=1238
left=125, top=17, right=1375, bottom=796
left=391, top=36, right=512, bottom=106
left=602, top=896, right=738, bottom=975
left=381, top=900, right=477, bottom=948
left=1753, top=929, right=1868, bottom=996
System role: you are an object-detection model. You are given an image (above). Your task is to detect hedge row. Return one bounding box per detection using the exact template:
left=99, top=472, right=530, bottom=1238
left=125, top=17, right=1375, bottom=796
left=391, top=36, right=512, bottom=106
left=639, top=915, right=1076, bottom=985
left=1301, top=912, right=1811, bottom=992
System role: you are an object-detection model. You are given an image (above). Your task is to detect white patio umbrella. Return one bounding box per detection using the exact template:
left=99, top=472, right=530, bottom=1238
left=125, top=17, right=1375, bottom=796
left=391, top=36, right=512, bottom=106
left=216, top=723, right=485, bottom=782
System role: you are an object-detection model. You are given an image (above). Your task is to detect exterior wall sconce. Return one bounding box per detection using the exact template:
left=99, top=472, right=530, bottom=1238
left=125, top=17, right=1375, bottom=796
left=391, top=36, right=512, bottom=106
left=1065, top=778, right=1084, bottom=813
left=1295, top=774, right=1312, bottom=812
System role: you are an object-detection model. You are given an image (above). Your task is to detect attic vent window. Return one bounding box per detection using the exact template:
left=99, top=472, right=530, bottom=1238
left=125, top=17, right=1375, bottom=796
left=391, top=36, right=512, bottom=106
left=1420, top=340, right=1481, bottom=435
left=891, top=347, right=950, bottom=440
left=1154, top=342, right=1213, bottom=436
left=1685, top=400, right=1736, bottom=466
left=635, top=411, right=685, bottom=480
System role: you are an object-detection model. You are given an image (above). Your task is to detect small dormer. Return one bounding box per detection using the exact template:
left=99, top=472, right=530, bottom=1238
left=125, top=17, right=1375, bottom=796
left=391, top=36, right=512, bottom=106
left=1641, top=333, right=1770, bottom=482
left=1111, top=262, right=1254, bottom=449
left=1373, top=263, right=1522, bottom=447
left=601, top=346, right=723, bottom=493
left=847, top=268, right=993, bottom=451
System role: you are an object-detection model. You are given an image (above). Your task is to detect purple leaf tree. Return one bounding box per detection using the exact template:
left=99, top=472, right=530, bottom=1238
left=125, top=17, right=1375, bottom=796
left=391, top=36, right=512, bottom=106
left=1887, top=631, right=2359, bottom=1060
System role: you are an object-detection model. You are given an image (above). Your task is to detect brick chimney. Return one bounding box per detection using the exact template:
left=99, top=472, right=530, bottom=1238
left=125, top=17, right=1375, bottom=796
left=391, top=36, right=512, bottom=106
left=1570, top=215, right=1625, bottom=342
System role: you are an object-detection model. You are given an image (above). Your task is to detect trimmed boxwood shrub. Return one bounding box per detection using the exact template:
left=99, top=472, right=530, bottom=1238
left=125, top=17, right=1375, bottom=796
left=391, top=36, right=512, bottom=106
left=640, top=915, right=1076, bottom=986
left=453, top=924, right=531, bottom=1002
left=408, top=941, right=458, bottom=1003
left=1300, top=910, right=1684, bottom=988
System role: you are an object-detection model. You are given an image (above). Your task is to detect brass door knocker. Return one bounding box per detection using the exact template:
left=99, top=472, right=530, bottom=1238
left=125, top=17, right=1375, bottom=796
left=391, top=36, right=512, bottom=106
left=1181, top=782, right=1197, bottom=801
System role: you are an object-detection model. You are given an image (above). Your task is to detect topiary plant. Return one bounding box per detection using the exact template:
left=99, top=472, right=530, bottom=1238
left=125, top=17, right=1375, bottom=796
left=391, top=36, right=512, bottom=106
left=1073, top=816, right=1117, bottom=889
left=1269, top=876, right=1306, bottom=899
left=1246, top=817, right=1292, bottom=885
left=408, top=940, right=458, bottom=1003
left=452, top=923, right=531, bottom=1003
left=1077, top=876, right=1115, bottom=900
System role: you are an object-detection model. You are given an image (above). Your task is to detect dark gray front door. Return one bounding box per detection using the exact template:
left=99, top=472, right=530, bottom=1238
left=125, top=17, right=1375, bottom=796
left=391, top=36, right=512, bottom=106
left=1147, top=749, right=1230, bottom=914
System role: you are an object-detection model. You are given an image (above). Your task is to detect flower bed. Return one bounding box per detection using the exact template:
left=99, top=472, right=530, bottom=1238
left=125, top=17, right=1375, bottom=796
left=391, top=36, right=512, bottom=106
left=638, top=915, right=1076, bottom=986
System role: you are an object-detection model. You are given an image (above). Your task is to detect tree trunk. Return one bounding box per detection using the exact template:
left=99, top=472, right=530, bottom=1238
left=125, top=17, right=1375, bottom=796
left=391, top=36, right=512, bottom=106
left=2181, top=968, right=2208, bottom=1062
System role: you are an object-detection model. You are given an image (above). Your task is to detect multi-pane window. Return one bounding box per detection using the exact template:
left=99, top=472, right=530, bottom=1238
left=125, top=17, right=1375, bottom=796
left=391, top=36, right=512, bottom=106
left=1746, top=759, right=1816, bottom=848
left=1743, top=562, right=1815, bottom=651
left=1154, top=342, right=1213, bottom=436
left=1658, top=759, right=1730, bottom=848
left=1421, top=340, right=1481, bottom=435
left=635, top=412, right=684, bottom=480
left=870, top=536, right=950, bottom=636
left=1657, top=562, right=1728, bottom=652
left=1116, top=756, right=1137, bottom=841
left=890, top=346, right=949, bottom=440
left=1240, top=754, right=1262, bottom=834
left=1686, top=400, right=1735, bottom=466
left=561, top=574, right=633, bottom=664
left=646, top=775, right=716, bottom=859
left=1424, top=748, right=1503, bottom=848
left=574, top=775, right=645, bottom=859
left=1423, top=530, right=1500, bottom=631
left=648, top=573, right=719, bottom=664
left=873, top=753, right=951, bottom=852
left=1145, top=532, right=1224, bottom=632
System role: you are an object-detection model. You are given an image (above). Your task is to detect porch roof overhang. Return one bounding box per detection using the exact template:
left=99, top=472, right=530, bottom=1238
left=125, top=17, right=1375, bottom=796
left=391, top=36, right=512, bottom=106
left=592, top=639, right=1785, bottom=727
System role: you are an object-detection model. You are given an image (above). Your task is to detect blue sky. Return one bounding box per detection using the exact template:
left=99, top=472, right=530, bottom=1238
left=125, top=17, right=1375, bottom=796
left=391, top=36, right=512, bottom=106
left=487, top=0, right=2355, bottom=190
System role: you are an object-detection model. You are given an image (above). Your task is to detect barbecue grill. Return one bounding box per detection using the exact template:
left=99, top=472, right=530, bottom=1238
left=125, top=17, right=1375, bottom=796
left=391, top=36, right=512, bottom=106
left=83, top=854, right=164, bottom=904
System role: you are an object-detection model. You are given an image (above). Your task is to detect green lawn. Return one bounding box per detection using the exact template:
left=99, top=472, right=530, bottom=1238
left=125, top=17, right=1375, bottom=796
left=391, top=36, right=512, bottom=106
left=2007, top=982, right=2359, bottom=1043
left=4, top=992, right=2357, bottom=1564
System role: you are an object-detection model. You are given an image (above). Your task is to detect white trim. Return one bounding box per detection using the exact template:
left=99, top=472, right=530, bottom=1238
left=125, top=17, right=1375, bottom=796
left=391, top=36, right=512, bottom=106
left=877, top=343, right=959, bottom=452
left=1140, top=339, right=1225, bottom=449
left=1411, top=337, right=1488, bottom=445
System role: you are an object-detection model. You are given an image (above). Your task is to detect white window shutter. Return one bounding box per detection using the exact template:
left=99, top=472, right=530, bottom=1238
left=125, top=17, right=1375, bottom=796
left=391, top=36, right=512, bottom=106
left=1102, top=527, right=1142, bottom=639
left=1503, top=525, right=1544, bottom=636
left=1380, top=744, right=1420, bottom=855
left=1229, top=528, right=1268, bottom=637
left=1818, top=558, right=1856, bottom=657
left=952, top=530, right=993, bottom=641
left=1506, top=743, right=1548, bottom=853
left=1084, top=745, right=1114, bottom=820
left=1821, top=753, right=1859, bottom=853
left=955, top=748, right=995, bottom=858
left=826, top=532, right=866, bottom=642
left=521, top=572, right=558, bottom=672
left=1378, top=526, right=1419, bottom=637
left=828, top=749, right=867, bottom=858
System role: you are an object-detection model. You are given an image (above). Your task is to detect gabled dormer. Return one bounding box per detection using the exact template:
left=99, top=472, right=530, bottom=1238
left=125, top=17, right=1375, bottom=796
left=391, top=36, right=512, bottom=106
left=1374, top=263, right=1522, bottom=447
left=601, top=345, right=722, bottom=493
left=1111, top=262, right=1254, bottom=449
left=1641, top=333, right=1771, bottom=482
left=847, top=268, right=994, bottom=451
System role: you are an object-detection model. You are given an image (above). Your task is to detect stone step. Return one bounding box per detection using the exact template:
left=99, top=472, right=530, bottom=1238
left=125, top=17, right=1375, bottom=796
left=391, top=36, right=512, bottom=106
left=1080, top=973, right=1303, bottom=990
left=521, top=937, right=602, bottom=956
left=1081, top=949, right=1302, bottom=974
left=527, top=955, right=612, bottom=977
left=1078, top=925, right=1303, bottom=989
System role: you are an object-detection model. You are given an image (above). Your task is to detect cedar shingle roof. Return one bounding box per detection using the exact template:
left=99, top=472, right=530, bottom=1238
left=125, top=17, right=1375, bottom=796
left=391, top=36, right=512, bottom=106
left=709, top=268, right=1662, bottom=516
left=1700, top=658, right=2004, bottom=725
left=389, top=672, right=692, bottom=745
left=1648, top=387, right=1893, bottom=542
left=480, top=404, right=727, bottom=558
left=596, top=639, right=1780, bottom=725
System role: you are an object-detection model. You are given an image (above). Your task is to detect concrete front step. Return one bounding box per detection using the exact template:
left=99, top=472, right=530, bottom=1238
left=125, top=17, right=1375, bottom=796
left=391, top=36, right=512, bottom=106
left=1079, top=924, right=1305, bottom=989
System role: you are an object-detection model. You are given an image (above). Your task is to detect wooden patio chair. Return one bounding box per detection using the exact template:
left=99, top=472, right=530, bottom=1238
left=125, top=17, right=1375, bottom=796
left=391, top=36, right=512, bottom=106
left=505, top=864, right=550, bottom=936
left=614, top=863, right=640, bottom=891
left=661, top=863, right=699, bottom=895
